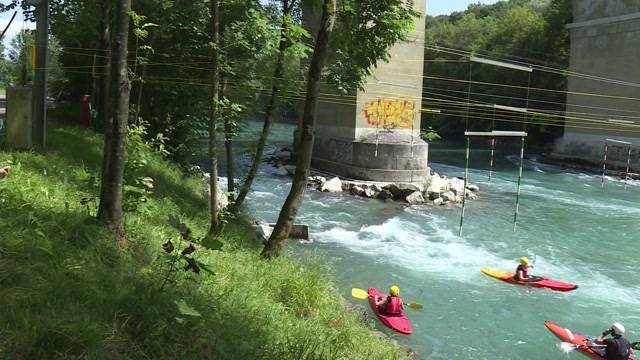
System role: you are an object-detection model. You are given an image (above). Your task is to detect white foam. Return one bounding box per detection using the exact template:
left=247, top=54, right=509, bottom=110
left=313, top=217, right=510, bottom=282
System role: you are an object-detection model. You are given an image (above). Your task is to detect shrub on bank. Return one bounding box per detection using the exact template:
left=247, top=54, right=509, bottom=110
left=0, top=124, right=407, bottom=359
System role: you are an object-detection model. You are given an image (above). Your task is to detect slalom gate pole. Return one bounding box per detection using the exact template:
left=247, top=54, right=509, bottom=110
left=625, top=145, right=632, bottom=187
left=601, top=141, right=608, bottom=188
left=459, top=136, right=471, bottom=236
left=489, top=136, right=496, bottom=181
left=513, top=136, right=525, bottom=232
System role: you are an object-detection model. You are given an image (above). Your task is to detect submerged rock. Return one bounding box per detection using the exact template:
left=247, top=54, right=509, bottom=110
left=377, top=189, right=393, bottom=200
left=350, top=185, right=365, bottom=197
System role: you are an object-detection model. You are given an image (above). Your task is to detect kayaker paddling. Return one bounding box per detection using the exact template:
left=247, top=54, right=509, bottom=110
left=514, top=256, right=533, bottom=281
left=375, top=285, right=404, bottom=315
left=594, top=322, right=633, bottom=360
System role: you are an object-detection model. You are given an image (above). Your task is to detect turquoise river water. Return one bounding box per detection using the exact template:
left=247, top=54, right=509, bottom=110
left=232, top=122, right=640, bottom=359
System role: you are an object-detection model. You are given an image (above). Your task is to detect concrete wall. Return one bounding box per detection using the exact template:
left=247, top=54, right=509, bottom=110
left=6, top=87, right=33, bottom=149
left=311, top=0, right=430, bottom=182
left=573, top=0, right=640, bottom=21
left=353, top=0, right=425, bottom=139
left=554, top=0, right=640, bottom=170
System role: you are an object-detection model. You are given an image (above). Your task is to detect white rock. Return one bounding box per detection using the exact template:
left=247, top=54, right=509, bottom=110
left=201, top=174, right=229, bottom=211
left=363, top=188, right=376, bottom=198
left=276, top=165, right=288, bottom=176
left=256, top=224, right=273, bottom=241
left=450, top=177, right=466, bottom=195
left=405, top=191, right=425, bottom=205
left=320, top=177, right=343, bottom=192
left=427, top=173, right=450, bottom=193
left=441, top=191, right=456, bottom=202
left=433, top=197, right=444, bottom=206
left=397, top=183, right=424, bottom=195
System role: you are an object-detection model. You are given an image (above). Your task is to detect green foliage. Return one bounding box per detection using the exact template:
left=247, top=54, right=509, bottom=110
left=7, top=30, right=35, bottom=86
left=424, top=0, right=572, bottom=143
left=420, top=126, right=441, bottom=142
left=0, top=124, right=408, bottom=359
left=124, top=122, right=168, bottom=212
left=4, top=29, right=66, bottom=97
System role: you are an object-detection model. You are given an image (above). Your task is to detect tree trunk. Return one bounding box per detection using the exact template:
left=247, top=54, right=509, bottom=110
left=96, top=0, right=112, bottom=221
left=207, top=0, right=222, bottom=237
left=95, top=0, right=111, bottom=130
left=221, top=77, right=235, bottom=201
left=261, top=0, right=336, bottom=259
left=233, top=0, right=292, bottom=211
left=97, top=0, right=131, bottom=237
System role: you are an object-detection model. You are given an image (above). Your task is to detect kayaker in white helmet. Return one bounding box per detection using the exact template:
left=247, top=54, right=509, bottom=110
left=595, top=322, right=633, bottom=360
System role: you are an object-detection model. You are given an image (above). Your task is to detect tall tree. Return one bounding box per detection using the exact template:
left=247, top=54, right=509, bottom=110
left=233, top=0, right=295, bottom=211
left=206, top=0, right=222, bottom=237
left=261, top=0, right=336, bottom=259
left=97, top=0, right=112, bottom=217
left=261, top=0, right=417, bottom=258
left=97, top=0, right=131, bottom=235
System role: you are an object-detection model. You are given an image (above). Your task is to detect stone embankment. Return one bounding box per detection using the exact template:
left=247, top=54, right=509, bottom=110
left=268, top=148, right=479, bottom=206
left=306, top=174, right=478, bottom=206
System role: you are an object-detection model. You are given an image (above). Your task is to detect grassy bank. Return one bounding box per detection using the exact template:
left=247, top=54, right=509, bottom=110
left=0, top=124, right=407, bottom=359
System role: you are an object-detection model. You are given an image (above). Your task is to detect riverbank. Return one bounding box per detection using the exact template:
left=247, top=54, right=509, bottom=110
left=0, top=124, right=410, bottom=359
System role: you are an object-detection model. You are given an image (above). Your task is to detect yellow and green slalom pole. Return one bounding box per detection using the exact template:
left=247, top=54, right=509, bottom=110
left=513, top=136, right=525, bottom=232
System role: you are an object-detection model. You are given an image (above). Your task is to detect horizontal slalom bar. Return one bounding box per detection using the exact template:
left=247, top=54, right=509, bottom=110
left=465, top=130, right=528, bottom=137
left=607, top=119, right=636, bottom=125
left=494, top=104, right=528, bottom=113
left=470, top=56, right=533, bottom=73
left=606, top=138, right=633, bottom=145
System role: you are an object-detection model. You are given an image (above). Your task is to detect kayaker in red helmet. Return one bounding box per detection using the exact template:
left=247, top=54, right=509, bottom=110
left=514, top=256, right=532, bottom=281
left=595, top=322, right=633, bottom=360
left=375, top=285, right=404, bottom=315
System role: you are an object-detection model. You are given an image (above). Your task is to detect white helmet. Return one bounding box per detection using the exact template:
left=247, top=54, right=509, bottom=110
left=611, top=322, right=625, bottom=336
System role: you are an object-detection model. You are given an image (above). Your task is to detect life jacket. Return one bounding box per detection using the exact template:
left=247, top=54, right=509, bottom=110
left=516, top=264, right=529, bottom=279
left=385, top=296, right=402, bottom=315
left=605, top=337, right=631, bottom=360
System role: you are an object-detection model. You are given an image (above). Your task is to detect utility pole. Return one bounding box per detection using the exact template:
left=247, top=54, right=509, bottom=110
left=28, top=0, right=49, bottom=150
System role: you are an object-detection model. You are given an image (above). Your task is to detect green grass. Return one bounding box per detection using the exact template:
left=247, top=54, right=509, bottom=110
left=0, top=123, right=408, bottom=359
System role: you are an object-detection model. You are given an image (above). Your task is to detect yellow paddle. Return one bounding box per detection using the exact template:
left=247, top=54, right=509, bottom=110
left=351, top=288, right=423, bottom=310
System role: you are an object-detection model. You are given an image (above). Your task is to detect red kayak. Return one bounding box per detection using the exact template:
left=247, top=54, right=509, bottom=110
left=367, top=287, right=413, bottom=335
left=545, top=320, right=635, bottom=359
left=481, top=268, right=578, bottom=292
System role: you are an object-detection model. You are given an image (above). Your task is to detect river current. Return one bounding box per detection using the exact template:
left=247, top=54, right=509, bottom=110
left=231, top=122, right=640, bottom=359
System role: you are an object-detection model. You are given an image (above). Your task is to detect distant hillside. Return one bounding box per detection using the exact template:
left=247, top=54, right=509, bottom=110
left=422, top=0, right=572, bottom=144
